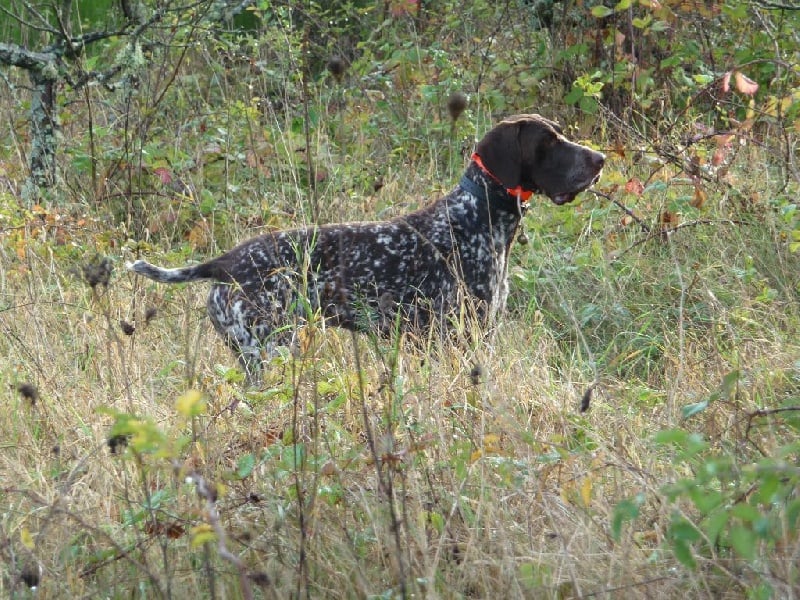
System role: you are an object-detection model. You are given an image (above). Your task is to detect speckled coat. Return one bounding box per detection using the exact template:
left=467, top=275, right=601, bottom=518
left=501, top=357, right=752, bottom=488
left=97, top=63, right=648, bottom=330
left=129, top=114, right=605, bottom=380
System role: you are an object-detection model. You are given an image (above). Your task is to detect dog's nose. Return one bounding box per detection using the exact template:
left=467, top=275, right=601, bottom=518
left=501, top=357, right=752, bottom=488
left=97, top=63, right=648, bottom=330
left=591, top=151, right=605, bottom=170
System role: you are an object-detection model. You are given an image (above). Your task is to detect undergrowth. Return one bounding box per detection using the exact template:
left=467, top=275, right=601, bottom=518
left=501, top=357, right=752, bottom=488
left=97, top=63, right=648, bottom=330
left=1, top=1, right=799, bottom=598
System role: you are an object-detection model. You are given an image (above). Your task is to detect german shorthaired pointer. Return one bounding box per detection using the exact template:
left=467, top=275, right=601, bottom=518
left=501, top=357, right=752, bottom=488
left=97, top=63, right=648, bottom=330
left=128, top=114, right=604, bottom=381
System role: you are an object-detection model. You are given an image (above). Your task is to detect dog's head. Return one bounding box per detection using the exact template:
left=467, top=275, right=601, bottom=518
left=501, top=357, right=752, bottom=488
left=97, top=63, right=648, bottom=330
left=475, top=114, right=605, bottom=205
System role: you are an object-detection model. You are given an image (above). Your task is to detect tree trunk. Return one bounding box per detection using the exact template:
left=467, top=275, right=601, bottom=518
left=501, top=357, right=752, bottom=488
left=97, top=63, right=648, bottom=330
left=29, top=68, right=59, bottom=189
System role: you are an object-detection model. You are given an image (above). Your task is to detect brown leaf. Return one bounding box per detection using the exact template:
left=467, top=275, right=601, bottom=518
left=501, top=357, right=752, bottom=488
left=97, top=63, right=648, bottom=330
left=715, top=133, right=734, bottom=148
left=152, top=167, right=172, bottom=185
left=187, top=222, right=211, bottom=250
left=624, top=178, right=644, bottom=196
left=691, top=185, right=707, bottom=208
left=721, top=71, right=732, bottom=93
left=734, top=72, right=759, bottom=96
left=660, top=210, right=679, bottom=227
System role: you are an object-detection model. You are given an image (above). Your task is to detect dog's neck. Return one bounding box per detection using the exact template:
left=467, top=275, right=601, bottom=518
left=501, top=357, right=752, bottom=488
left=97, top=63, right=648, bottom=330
left=459, top=162, right=531, bottom=216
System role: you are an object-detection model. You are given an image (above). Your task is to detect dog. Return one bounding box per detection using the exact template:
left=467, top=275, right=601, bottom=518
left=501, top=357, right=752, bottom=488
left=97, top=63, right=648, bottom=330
left=128, top=114, right=604, bottom=381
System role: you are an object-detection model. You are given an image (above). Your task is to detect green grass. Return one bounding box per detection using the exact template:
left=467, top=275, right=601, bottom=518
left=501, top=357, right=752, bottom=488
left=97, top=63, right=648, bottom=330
left=2, top=6, right=800, bottom=599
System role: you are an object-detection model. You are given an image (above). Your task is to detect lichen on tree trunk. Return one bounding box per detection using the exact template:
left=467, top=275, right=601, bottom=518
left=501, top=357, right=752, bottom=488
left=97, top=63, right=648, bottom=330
left=28, top=68, right=59, bottom=190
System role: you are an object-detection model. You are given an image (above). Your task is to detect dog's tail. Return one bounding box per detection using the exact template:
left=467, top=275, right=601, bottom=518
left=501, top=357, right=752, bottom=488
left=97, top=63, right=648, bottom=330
left=126, top=259, right=218, bottom=283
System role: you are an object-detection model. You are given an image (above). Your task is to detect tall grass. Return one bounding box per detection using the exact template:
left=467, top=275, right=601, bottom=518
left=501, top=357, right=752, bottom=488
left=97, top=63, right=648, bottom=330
left=2, top=6, right=799, bottom=599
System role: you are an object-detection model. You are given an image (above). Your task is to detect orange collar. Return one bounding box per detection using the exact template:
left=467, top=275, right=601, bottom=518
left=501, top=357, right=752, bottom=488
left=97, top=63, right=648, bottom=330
left=472, top=153, right=535, bottom=202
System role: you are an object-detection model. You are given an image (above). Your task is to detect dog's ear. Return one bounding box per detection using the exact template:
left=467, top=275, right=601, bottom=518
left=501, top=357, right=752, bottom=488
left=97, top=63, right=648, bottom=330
left=474, top=119, right=523, bottom=188
left=515, top=117, right=556, bottom=186
left=476, top=115, right=556, bottom=189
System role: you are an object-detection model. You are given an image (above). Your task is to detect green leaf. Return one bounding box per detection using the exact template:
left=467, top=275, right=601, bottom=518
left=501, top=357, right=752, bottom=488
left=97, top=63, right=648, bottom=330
left=518, top=562, right=543, bottom=589
left=190, top=525, right=217, bottom=548
left=236, top=453, right=255, bottom=479
left=786, top=498, right=800, bottom=529
left=611, top=494, right=644, bottom=540
left=681, top=399, right=709, bottom=419
left=654, top=429, right=689, bottom=445
left=670, top=517, right=701, bottom=543
left=176, top=389, right=206, bottom=418
left=729, top=525, right=756, bottom=560
left=750, top=583, right=775, bottom=600
left=671, top=539, right=697, bottom=569
left=693, top=74, right=714, bottom=85
left=428, top=511, right=445, bottom=534
left=579, top=96, right=600, bottom=114
left=731, top=503, right=760, bottom=523
left=564, top=86, right=584, bottom=105
left=689, top=488, right=723, bottom=515
left=645, top=180, right=668, bottom=193
left=704, top=510, right=729, bottom=546
left=720, top=370, right=740, bottom=399
left=199, top=190, right=217, bottom=215
left=590, top=5, right=613, bottom=18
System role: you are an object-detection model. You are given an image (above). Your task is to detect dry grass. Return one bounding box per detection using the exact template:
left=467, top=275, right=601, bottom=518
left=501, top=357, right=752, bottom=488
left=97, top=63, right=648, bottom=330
left=2, top=11, right=799, bottom=598
left=2, top=195, right=798, bottom=598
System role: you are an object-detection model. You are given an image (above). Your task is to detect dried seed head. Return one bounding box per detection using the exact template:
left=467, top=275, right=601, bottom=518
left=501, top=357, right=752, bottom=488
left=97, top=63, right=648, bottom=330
left=326, top=55, right=346, bottom=80
left=20, top=564, right=41, bottom=589
left=580, top=384, right=595, bottom=413
left=447, top=91, right=468, bottom=122
left=249, top=571, right=271, bottom=587
left=469, top=364, right=486, bottom=386
left=144, top=306, right=158, bottom=324
left=107, top=434, right=130, bottom=454
left=81, top=255, right=113, bottom=288
left=17, top=382, right=39, bottom=404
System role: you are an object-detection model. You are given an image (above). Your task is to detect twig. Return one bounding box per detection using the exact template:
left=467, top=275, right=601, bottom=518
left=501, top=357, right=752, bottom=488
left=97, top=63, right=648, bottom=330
left=590, top=189, right=650, bottom=233
left=349, top=325, right=408, bottom=599
left=615, top=218, right=746, bottom=259
left=755, top=0, right=800, bottom=9
left=186, top=471, right=265, bottom=600
left=745, top=406, right=800, bottom=442
left=583, top=575, right=675, bottom=597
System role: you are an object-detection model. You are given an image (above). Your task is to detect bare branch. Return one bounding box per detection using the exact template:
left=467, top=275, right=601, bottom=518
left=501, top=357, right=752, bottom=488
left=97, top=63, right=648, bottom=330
left=0, top=3, right=59, bottom=34
left=0, top=42, right=55, bottom=70
left=754, top=0, right=800, bottom=9
left=186, top=471, right=261, bottom=600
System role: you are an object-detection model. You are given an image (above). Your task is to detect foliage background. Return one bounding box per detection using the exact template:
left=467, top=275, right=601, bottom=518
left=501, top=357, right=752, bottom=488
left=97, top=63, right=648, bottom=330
left=1, top=0, right=799, bottom=598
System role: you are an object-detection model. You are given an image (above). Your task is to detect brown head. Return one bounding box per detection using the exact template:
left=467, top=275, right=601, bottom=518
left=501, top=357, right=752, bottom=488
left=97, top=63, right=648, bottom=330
left=474, top=114, right=605, bottom=205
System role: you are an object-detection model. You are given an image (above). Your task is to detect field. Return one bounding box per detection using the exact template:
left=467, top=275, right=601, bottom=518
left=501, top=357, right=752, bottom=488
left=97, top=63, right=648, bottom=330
left=1, top=2, right=799, bottom=598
